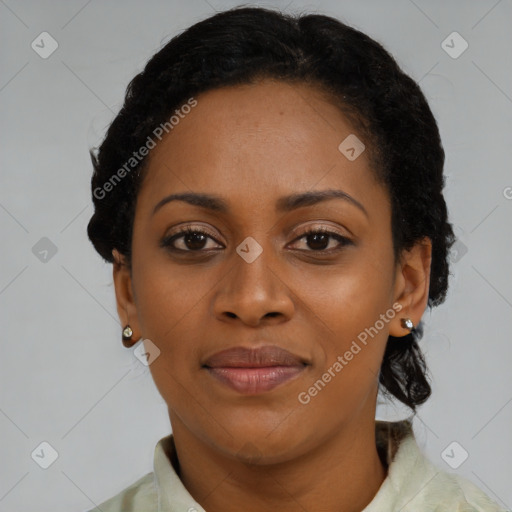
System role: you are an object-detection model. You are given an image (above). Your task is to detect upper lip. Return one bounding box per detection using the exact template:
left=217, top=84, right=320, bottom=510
left=203, top=345, right=307, bottom=368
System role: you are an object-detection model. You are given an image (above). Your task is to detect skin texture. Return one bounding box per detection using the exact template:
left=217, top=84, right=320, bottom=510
left=112, top=79, right=432, bottom=512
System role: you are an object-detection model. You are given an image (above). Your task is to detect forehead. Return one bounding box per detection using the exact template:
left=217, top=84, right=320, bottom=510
left=136, top=79, right=385, bottom=217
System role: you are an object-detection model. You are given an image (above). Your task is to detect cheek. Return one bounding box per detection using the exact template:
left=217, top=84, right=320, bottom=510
left=295, top=247, right=395, bottom=398
left=132, top=247, right=212, bottom=339
left=130, top=250, right=224, bottom=393
left=299, top=247, right=395, bottom=341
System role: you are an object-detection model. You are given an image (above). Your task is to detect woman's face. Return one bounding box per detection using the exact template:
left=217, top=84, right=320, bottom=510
left=114, top=79, right=424, bottom=462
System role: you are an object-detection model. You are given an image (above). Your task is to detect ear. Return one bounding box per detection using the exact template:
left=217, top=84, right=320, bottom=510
left=112, top=249, right=141, bottom=340
left=389, top=237, right=432, bottom=337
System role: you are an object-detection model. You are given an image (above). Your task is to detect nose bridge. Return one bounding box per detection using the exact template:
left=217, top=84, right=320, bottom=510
left=232, top=234, right=278, bottom=297
left=213, top=233, right=294, bottom=324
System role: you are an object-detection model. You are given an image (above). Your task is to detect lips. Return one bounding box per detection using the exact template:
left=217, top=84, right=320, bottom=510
left=203, top=346, right=308, bottom=394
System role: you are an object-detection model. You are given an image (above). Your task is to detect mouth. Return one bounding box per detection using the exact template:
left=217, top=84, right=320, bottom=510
left=202, top=345, right=309, bottom=395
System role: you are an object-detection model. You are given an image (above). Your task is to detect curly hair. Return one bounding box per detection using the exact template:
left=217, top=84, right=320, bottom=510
left=87, top=6, right=455, bottom=412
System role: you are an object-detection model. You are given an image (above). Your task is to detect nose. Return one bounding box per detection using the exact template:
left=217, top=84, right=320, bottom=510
left=212, top=243, right=295, bottom=327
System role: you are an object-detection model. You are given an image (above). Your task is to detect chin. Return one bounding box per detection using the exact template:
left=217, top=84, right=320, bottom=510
left=214, top=425, right=311, bottom=466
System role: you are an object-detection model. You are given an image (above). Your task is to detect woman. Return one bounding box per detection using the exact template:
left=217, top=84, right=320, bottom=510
left=86, top=6, right=505, bottom=511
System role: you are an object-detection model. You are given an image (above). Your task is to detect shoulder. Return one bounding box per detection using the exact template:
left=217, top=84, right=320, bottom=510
left=407, top=461, right=507, bottom=511
left=368, top=421, right=507, bottom=512
left=85, top=471, right=158, bottom=512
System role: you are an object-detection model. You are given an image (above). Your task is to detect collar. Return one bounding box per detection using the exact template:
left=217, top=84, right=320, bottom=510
left=152, top=419, right=416, bottom=512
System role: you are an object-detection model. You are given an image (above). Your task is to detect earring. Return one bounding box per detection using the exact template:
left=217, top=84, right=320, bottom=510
left=401, top=318, right=414, bottom=330
left=122, top=325, right=135, bottom=348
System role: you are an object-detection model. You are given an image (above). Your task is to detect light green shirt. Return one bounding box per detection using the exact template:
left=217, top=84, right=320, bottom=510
left=86, top=421, right=506, bottom=511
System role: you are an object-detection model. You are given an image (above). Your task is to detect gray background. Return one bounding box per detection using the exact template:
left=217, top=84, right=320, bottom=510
left=1, top=0, right=511, bottom=510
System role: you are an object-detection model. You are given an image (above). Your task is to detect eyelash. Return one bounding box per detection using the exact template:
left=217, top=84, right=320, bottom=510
left=160, top=226, right=352, bottom=255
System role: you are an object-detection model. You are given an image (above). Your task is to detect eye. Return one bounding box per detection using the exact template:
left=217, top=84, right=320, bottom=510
left=160, top=226, right=223, bottom=252
left=288, top=227, right=352, bottom=253
left=160, top=225, right=352, bottom=255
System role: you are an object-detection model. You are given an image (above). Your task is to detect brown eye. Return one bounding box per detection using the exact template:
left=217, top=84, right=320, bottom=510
left=160, top=227, right=223, bottom=252
left=289, top=228, right=352, bottom=252
left=181, top=231, right=208, bottom=250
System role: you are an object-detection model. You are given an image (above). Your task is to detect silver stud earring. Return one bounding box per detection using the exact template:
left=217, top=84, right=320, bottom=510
left=122, top=325, right=135, bottom=348
left=400, top=318, right=414, bottom=330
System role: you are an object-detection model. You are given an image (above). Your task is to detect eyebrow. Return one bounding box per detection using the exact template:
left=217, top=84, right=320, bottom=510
left=151, top=189, right=368, bottom=218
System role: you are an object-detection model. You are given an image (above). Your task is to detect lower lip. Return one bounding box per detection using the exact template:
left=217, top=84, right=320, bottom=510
left=206, top=366, right=305, bottom=394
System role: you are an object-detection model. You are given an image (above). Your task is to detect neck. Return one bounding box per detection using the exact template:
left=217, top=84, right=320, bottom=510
left=169, top=411, right=388, bottom=512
